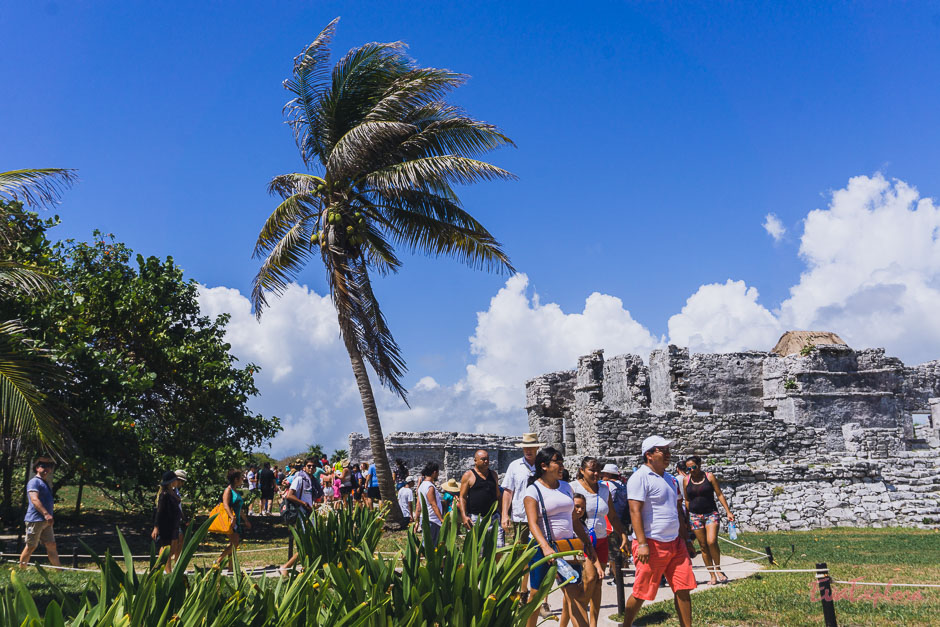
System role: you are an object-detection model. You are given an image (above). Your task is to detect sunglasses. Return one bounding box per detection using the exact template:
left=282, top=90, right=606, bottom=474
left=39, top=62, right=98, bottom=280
left=686, top=464, right=698, bottom=470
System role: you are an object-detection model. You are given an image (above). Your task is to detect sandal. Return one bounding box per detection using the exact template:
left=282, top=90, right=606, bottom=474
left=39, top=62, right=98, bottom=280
left=717, top=572, right=729, bottom=584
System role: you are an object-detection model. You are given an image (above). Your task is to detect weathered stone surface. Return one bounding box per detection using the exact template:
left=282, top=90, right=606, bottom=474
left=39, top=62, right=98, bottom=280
left=348, top=431, right=520, bottom=483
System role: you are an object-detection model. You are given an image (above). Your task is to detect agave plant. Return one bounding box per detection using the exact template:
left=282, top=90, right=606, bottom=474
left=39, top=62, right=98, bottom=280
left=251, top=19, right=516, bottom=525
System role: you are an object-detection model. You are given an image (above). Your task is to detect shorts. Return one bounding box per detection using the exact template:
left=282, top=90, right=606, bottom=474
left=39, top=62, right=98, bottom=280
left=333, top=487, right=341, bottom=498
left=594, top=536, right=609, bottom=564
left=608, top=529, right=625, bottom=564
left=630, top=538, right=697, bottom=601
left=25, top=520, right=55, bottom=548
left=340, top=486, right=353, bottom=496
left=689, top=511, right=721, bottom=530
left=511, top=521, right=530, bottom=545
left=260, top=488, right=274, bottom=500
left=367, top=486, right=381, bottom=500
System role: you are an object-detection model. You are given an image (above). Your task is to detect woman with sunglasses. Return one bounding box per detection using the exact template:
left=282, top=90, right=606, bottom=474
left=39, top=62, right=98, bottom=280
left=682, top=456, right=734, bottom=584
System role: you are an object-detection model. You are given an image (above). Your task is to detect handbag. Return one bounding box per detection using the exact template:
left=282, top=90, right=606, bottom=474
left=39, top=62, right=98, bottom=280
left=533, top=483, right=582, bottom=586
left=208, top=502, right=233, bottom=534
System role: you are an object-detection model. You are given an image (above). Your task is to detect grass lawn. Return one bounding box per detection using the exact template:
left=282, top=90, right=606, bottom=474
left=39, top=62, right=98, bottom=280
left=610, top=527, right=940, bottom=626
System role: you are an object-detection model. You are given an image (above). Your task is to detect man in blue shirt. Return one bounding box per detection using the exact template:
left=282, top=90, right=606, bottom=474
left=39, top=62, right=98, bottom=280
left=19, top=455, right=61, bottom=568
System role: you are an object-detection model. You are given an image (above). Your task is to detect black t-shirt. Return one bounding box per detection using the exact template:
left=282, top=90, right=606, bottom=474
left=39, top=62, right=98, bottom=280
left=258, top=468, right=276, bottom=491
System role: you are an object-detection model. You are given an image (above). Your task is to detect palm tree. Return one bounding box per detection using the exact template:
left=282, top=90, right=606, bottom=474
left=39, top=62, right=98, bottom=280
left=252, top=19, right=515, bottom=525
left=0, top=168, right=76, bottom=457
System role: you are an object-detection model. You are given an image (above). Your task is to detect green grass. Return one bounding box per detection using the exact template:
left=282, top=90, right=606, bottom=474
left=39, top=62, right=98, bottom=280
left=611, top=528, right=940, bottom=626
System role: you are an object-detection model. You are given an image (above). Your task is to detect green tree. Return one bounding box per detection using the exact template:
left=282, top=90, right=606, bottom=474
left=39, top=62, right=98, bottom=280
left=330, top=448, right=347, bottom=464
left=251, top=19, right=514, bottom=525
left=0, top=225, right=281, bottom=511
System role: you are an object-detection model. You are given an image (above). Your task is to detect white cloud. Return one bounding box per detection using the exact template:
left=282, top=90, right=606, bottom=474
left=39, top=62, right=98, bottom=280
left=778, top=173, right=940, bottom=362
left=667, top=280, right=783, bottom=353
left=465, top=274, right=662, bottom=410
left=763, top=213, right=786, bottom=241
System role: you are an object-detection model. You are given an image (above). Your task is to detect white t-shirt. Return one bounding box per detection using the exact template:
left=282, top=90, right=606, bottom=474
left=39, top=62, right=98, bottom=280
left=418, top=480, right=443, bottom=525
left=246, top=470, right=257, bottom=490
left=626, top=465, right=681, bottom=542
left=397, top=486, right=414, bottom=518
left=290, top=471, right=314, bottom=507
left=501, top=457, right=536, bottom=522
left=524, top=480, right=575, bottom=541
left=570, top=480, right=611, bottom=539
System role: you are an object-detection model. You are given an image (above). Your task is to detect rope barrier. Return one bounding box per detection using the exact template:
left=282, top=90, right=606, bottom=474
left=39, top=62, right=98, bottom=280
left=832, top=579, right=940, bottom=589
left=716, top=535, right=767, bottom=556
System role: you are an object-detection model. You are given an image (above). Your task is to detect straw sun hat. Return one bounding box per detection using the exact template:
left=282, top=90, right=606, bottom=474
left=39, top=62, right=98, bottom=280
left=441, top=478, right=461, bottom=494
left=515, top=432, right=546, bottom=448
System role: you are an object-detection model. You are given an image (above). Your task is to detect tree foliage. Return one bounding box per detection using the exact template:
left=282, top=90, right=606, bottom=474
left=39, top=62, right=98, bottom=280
left=0, top=207, right=280, bottom=510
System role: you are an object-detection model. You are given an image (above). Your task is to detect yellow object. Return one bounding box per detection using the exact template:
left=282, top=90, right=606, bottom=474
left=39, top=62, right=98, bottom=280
left=208, top=502, right=233, bottom=534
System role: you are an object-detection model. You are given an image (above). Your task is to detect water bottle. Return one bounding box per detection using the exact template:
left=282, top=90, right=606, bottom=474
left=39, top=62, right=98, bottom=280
left=728, top=521, right=738, bottom=540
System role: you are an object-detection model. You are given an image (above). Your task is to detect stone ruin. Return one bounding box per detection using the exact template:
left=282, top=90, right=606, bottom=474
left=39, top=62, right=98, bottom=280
left=526, top=337, right=940, bottom=531
left=348, top=431, right=520, bottom=483
left=348, top=333, right=940, bottom=531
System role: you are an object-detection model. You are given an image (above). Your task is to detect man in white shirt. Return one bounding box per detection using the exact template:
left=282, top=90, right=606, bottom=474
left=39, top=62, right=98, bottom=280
left=623, top=436, right=696, bottom=627
left=397, top=476, right=415, bottom=525
left=500, top=432, right=544, bottom=603
left=279, top=458, right=315, bottom=576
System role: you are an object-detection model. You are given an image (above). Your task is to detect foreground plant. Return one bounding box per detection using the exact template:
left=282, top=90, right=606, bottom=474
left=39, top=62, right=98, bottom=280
left=251, top=18, right=516, bottom=525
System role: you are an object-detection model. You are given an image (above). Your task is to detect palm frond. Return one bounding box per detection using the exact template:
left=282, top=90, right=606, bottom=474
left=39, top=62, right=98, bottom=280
left=329, top=256, right=408, bottom=401
left=0, top=169, right=77, bottom=208
left=253, top=174, right=323, bottom=259
left=396, top=116, right=515, bottom=160
left=0, top=261, right=57, bottom=297
left=0, top=321, right=69, bottom=456
left=366, top=156, right=516, bottom=192
left=250, top=220, right=317, bottom=316
left=327, top=121, right=416, bottom=180
left=383, top=208, right=513, bottom=273
left=365, top=68, right=467, bottom=122
left=283, top=17, right=341, bottom=167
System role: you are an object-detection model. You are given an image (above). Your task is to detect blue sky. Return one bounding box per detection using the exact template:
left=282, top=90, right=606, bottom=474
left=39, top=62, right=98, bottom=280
left=5, top=2, right=940, bottom=455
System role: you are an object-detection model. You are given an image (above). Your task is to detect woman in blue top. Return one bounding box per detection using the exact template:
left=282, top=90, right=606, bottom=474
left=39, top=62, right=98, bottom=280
left=215, top=468, right=251, bottom=569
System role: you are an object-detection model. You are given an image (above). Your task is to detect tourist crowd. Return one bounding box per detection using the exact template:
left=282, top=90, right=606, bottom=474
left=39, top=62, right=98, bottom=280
left=18, top=431, right=734, bottom=627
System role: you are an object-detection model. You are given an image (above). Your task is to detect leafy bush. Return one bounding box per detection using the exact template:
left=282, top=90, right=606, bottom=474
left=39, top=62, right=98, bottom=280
left=0, top=503, right=564, bottom=625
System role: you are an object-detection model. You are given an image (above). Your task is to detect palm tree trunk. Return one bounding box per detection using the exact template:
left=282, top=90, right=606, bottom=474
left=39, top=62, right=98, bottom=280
left=339, top=325, right=406, bottom=527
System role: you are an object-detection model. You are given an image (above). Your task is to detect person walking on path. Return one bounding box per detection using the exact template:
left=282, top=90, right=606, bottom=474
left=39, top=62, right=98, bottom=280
left=523, top=446, right=598, bottom=627
left=397, top=476, right=415, bottom=525
left=152, top=470, right=184, bottom=573
left=501, top=432, right=544, bottom=606
left=258, top=462, right=276, bottom=516
left=683, top=455, right=735, bottom=585
left=571, top=457, right=630, bottom=626
left=364, top=461, right=381, bottom=509
left=245, top=464, right=258, bottom=515
left=172, top=469, right=188, bottom=564
left=19, top=455, right=60, bottom=568
left=414, top=462, right=445, bottom=547
left=215, top=469, right=251, bottom=570
left=599, top=463, right=629, bottom=577
left=459, top=449, right=501, bottom=537
left=440, top=478, right=461, bottom=516
left=622, top=436, right=697, bottom=627
left=278, top=458, right=316, bottom=576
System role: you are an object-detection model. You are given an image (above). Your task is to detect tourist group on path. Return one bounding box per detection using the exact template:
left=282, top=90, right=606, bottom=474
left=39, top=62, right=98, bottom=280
left=18, top=430, right=735, bottom=627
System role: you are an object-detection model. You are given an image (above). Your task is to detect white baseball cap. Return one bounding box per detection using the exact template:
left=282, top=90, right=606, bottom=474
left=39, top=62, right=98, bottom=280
left=641, top=435, right=676, bottom=456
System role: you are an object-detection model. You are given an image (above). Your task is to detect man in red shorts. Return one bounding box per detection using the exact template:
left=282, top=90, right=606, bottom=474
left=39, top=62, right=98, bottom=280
left=623, top=435, right=696, bottom=627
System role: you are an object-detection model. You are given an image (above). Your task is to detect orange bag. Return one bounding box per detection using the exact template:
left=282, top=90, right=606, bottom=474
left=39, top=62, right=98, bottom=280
left=208, top=502, right=233, bottom=534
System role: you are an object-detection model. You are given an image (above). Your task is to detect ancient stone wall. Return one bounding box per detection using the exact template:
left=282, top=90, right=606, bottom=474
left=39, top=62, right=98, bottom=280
left=348, top=431, right=520, bottom=484
left=525, top=342, right=940, bottom=531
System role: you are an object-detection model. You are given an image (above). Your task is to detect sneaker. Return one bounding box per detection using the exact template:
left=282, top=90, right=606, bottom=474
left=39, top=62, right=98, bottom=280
left=539, top=603, right=551, bottom=618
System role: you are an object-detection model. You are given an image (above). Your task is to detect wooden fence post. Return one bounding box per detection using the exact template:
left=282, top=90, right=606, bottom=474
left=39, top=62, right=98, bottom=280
left=72, top=547, right=79, bottom=569
left=764, top=545, right=775, bottom=565
left=816, top=562, right=838, bottom=627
